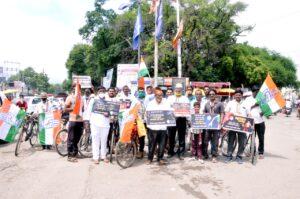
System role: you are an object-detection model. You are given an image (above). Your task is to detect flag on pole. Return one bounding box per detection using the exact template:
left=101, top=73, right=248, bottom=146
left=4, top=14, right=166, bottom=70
left=149, top=0, right=160, bottom=14
left=133, top=5, right=143, bottom=50
left=119, top=102, right=140, bottom=143
left=39, top=110, right=61, bottom=145
left=256, top=74, right=286, bottom=116
left=72, top=82, right=82, bottom=117
left=138, top=57, right=149, bottom=77
left=172, top=20, right=183, bottom=49
left=0, top=99, right=26, bottom=142
left=155, top=0, right=163, bottom=40
left=118, top=2, right=132, bottom=10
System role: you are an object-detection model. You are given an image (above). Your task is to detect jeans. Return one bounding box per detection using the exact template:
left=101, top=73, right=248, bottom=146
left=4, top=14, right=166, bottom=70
left=148, top=130, right=167, bottom=161
left=67, top=121, right=84, bottom=157
left=227, top=131, right=246, bottom=158
left=168, top=117, right=187, bottom=155
left=204, top=130, right=220, bottom=157
left=255, top=122, right=265, bottom=155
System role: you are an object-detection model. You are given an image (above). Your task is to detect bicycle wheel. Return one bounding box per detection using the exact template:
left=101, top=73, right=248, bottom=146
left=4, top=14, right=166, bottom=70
left=29, top=122, right=39, bottom=147
left=109, top=131, right=115, bottom=162
left=250, top=133, right=257, bottom=165
left=78, top=133, right=92, bottom=158
left=15, top=126, right=26, bottom=156
left=115, top=141, right=137, bottom=169
left=55, top=129, right=68, bottom=157
left=220, top=133, right=237, bottom=156
left=244, top=134, right=252, bottom=157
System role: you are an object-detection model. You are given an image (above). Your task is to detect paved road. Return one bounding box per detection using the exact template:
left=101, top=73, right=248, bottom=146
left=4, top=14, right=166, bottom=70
left=0, top=113, right=300, bottom=199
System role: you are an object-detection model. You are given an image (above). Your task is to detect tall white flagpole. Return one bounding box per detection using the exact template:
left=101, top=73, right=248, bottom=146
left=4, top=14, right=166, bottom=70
left=154, top=3, right=159, bottom=86
left=176, top=0, right=182, bottom=78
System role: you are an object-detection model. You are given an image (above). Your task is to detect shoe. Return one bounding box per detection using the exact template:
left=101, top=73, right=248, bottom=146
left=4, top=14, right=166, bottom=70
left=236, top=157, right=243, bottom=164
left=199, top=159, right=204, bottom=164
left=259, top=154, right=264, bottom=159
left=92, top=159, right=100, bottom=164
left=212, top=158, right=217, bottom=163
left=67, top=157, right=78, bottom=163
left=136, top=151, right=144, bottom=159
left=225, top=156, right=232, bottom=163
left=178, top=154, right=184, bottom=161
left=158, top=159, right=168, bottom=166
left=146, top=160, right=152, bottom=165
left=167, top=154, right=174, bottom=159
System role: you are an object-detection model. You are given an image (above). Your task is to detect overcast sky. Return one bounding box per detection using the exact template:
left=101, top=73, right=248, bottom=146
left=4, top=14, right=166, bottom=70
left=0, top=0, right=299, bottom=83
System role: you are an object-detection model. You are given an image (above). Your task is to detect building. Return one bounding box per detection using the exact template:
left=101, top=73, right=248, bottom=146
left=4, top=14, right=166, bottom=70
left=0, top=61, right=20, bottom=83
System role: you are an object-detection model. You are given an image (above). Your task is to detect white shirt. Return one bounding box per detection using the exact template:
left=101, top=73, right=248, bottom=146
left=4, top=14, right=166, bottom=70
left=243, top=96, right=264, bottom=124
left=225, top=99, right=248, bottom=117
left=82, top=95, right=94, bottom=121
left=87, top=96, right=110, bottom=128
left=144, top=94, right=155, bottom=108
left=146, top=98, right=173, bottom=131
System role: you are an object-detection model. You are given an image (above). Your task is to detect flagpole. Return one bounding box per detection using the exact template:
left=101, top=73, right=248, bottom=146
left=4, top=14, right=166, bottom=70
left=154, top=4, right=158, bottom=87
left=138, top=2, right=141, bottom=68
left=176, top=0, right=182, bottom=78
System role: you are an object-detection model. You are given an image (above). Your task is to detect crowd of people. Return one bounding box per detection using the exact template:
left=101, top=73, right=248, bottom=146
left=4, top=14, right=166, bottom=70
left=2, top=82, right=299, bottom=165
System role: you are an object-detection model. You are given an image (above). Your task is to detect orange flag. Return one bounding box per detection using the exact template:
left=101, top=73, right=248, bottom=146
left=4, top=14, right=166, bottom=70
left=149, top=0, right=160, bottom=14
left=72, top=83, right=82, bottom=116
left=172, top=20, right=184, bottom=49
left=119, top=103, right=140, bottom=143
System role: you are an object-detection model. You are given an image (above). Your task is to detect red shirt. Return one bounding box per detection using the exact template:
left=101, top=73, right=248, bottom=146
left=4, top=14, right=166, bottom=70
left=16, top=101, right=28, bottom=111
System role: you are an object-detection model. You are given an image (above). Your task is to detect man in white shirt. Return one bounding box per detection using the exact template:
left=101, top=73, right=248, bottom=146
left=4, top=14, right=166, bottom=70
left=243, top=85, right=265, bottom=159
left=167, top=83, right=190, bottom=160
left=146, top=87, right=172, bottom=165
left=225, top=89, right=248, bottom=164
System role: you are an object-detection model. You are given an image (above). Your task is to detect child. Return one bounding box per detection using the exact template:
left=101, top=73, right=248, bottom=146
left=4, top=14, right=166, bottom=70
left=191, top=102, right=204, bottom=163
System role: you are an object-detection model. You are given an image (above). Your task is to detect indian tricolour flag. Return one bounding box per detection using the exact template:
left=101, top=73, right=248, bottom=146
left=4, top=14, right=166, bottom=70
left=138, top=57, right=149, bottom=78
left=256, top=74, right=286, bottom=116
left=0, top=99, right=26, bottom=142
left=39, top=110, right=61, bottom=145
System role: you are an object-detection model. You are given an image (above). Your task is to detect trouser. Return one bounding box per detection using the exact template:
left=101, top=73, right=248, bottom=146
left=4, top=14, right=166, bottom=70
left=191, top=133, right=202, bottom=159
left=91, top=124, right=110, bottom=160
left=139, top=136, right=145, bottom=152
left=255, top=122, right=265, bottom=155
left=67, top=121, right=84, bottom=157
left=148, top=130, right=167, bottom=161
left=204, top=130, right=220, bottom=157
left=227, top=131, right=247, bottom=158
left=83, top=120, right=91, bottom=135
left=168, top=117, right=187, bottom=155
left=202, top=130, right=208, bottom=158
left=107, top=122, right=119, bottom=151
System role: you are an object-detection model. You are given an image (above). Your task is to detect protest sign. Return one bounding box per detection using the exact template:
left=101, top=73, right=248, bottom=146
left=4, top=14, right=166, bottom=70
left=222, top=113, right=254, bottom=134
left=103, top=68, right=114, bottom=89
left=72, top=75, right=92, bottom=88
left=172, top=77, right=189, bottom=94
left=191, top=114, right=221, bottom=130
left=146, top=110, right=176, bottom=126
left=173, top=102, right=190, bottom=117
left=92, top=99, right=121, bottom=116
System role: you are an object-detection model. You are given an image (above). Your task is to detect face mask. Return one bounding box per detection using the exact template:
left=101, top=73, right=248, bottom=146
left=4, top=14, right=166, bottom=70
left=99, top=93, right=105, bottom=98
left=175, top=91, right=182, bottom=97
left=138, top=91, right=145, bottom=99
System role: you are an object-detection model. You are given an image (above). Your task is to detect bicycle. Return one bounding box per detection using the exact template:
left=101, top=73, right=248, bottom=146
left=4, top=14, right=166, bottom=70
left=54, top=118, right=69, bottom=157
left=15, top=114, right=32, bottom=156
left=115, top=124, right=138, bottom=169
left=25, top=114, right=39, bottom=147
left=108, top=116, right=119, bottom=163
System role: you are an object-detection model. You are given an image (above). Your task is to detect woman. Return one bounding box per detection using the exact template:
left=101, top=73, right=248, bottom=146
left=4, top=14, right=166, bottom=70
left=87, top=86, right=110, bottom=164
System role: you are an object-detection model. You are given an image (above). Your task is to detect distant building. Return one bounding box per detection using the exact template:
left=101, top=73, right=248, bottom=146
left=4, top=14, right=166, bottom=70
left=0, top=61, right=20, bottom=82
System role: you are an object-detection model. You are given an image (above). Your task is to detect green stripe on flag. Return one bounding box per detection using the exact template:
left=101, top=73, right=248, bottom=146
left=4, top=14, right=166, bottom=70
left=256, top=92, right=273, bottom=116
left=39, top=113, right=46, bottom=145
left=138, top=68, right=149, bottom=78
left=4, top=109, right=26, bottom=142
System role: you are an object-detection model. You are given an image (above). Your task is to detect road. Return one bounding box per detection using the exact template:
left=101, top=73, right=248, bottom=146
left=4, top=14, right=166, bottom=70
left=0, top=112, right=300, bottom=199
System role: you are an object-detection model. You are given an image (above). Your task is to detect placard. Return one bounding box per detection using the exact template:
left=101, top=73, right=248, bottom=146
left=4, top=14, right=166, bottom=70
left=172, top=77, right=189, bottom=94
left=222, top=113, right=254, bottom=134
left=146, top=110, right=176, bottom=126
left=173, top=102, right=190, bottom=117
left=191, top=114, right=221, bottom=130
left=92, top=99, right=120, bottom=116
left=72, top=75, right=92, bottom=88
left=119, top=99, right=132, bottom=111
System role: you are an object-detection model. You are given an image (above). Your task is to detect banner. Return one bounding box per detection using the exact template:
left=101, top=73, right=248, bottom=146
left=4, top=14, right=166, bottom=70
left=103, top=68, right=114, bottom=89
left=222, top=113, right=254, bottom=134
left=172, top=77, right=190, bottom=94
left=72, top=75, right=92, bottom=88
left=39, top=110, right=61, bottom=145
left=92, top=98, right=120, bottom=116
left=0, top=99, right=26, bottom=142
left=173, top=102, right=190, bottom=117
left=191, top=114, right=221, bottom=130
left=146, top=110, right=176, bottom=126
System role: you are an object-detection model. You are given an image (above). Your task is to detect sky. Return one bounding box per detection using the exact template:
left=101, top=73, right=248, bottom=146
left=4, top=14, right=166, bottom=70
left=0, top=0, right=299, bottom=83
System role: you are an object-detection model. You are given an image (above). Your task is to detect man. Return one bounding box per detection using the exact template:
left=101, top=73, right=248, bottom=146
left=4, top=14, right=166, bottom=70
left=65, top=84, right=84, bottom=163
left=203, top=89, right=224, bottom=163
left=16, top=94, right=28, bottom=111
left=202, top=86, right=210, bottom=105
left=243, top=85, right=265, bottom=159
left=186, top=86, right=195, bottom=102
left=165, top=87, right=173, bottom=99
left=225, top=89, right=248, bottom=164
left=167, top=83, right=190, bottom=160
left=82, top=89, right=93, bottom=140
left=144, top=85, right=155, bottom=108
left=136, top=87, right=146, bottom=159
left=146, top=87, right=172, bottom=165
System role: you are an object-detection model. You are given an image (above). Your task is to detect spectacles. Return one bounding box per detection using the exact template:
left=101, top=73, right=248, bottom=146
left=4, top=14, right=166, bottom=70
left=209, top=94, right=215, bottom=96
left=155, top=94, right=163, bottom=97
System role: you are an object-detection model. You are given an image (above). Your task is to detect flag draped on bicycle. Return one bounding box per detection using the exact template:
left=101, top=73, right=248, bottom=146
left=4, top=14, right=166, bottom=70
left=0, top=99, right=26, bottom=142
left=38, top=110, right=61, bottom=145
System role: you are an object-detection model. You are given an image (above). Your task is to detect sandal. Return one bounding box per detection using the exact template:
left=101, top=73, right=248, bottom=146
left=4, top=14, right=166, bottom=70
left=67, top=157, right=78, bottom=163
left=103, top=158, right=109, bottom=163
left=92, top=159, right=100, bottom=164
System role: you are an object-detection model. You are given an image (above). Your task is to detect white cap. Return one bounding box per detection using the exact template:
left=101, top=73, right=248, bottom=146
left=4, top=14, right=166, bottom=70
left=175, top=83, right=183, bottom=89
